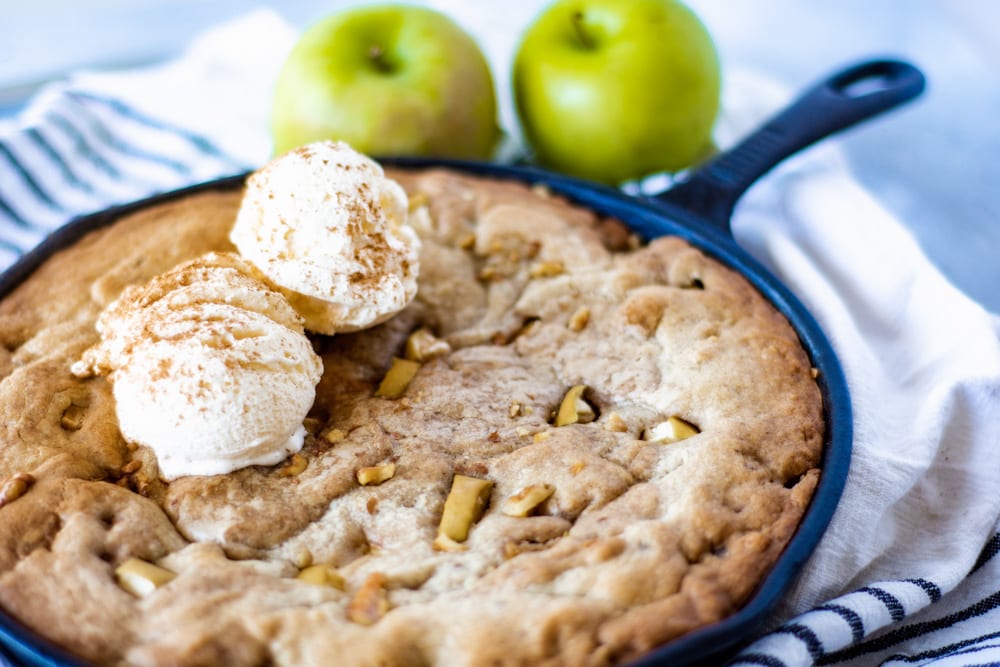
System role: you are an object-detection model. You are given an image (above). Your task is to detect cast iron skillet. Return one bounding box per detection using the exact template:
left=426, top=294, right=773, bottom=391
left=0, top=58, right=924, bottom=667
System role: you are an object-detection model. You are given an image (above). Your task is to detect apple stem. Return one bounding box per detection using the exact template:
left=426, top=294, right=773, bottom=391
left=368, top=44, right=393, bottom=73
left=571, top=11, right=594, bottom=49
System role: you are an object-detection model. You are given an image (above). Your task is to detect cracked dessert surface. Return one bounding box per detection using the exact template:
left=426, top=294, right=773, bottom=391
left=0, top=169, right=823, bottom=666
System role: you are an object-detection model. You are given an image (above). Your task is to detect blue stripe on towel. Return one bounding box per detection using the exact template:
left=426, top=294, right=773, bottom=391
left=903, top=578, right=943, bottom=604
left=71, top=91, right=250, bottom=170
left=859, top=586, right=906, bottom=622
left=773, top=623, right=826, bottom=661
left=883, top=633, right=1000, bottom=664
left=68, top=100, right=193, bottom=174
left=46, top=111, right=125, bottom=180
left=820, top=590, right=1000, bottom=663
left=0, top=233, right=25, bottom=254
left=0, top=140, right=67, bottom=213
left=0, top=192, right=31, bottom=229
left=26, top=126, right=96, bottom=195
left=814, top=603, right=866, bottom=644
left=972, top=533, right=1000, bottom=574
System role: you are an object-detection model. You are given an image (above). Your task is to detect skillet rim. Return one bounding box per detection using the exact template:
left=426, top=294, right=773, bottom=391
left=0, top=164, right=852, bottom=667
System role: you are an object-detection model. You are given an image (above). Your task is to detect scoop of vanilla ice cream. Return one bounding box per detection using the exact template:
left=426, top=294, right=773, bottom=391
left=230, top=141, right=420, bottom=334
left=73, top=252, right=323, bottom=480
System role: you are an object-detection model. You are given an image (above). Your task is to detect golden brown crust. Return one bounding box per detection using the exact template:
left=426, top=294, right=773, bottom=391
left=0, top=170, right=823, bottom=665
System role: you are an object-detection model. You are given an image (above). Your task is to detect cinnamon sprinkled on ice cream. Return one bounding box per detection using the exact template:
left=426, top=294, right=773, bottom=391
left=230, top=140, right=421, bottom=334
left=72, top=252, right=323, bottom=480
left=70, top=143, right=419, bottom=479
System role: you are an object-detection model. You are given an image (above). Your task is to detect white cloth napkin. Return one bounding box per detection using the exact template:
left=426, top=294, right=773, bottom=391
left=2, top=9, right=1000, bottom=667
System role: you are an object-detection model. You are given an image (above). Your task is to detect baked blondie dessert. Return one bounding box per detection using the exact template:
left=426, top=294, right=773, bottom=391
left=0, top=151, right=822, bottom=665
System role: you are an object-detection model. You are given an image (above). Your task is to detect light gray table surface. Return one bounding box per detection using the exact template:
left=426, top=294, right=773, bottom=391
left=1, top=0, right=998, bottom=319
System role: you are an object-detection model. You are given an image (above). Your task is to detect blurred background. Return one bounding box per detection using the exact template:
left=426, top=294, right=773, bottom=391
left=1, top=0, right=998, bottom=314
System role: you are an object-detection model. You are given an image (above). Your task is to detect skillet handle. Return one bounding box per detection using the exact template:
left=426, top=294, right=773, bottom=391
left=653, top=58, right=925, bottom=235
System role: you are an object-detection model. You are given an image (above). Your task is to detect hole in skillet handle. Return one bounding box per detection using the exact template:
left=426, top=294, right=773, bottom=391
left=649, top=58, right=925, bottom=236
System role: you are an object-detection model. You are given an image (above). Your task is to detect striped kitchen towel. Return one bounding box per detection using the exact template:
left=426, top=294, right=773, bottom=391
left=723, top=130, right=1000, bottom=665
left=0, top=8, right=291, bottom=271
left=2, top=7, right=1000, bottom=667
left=731, top=532, right=1000, bottom=665
left=0, top=88, right=251, bottom=268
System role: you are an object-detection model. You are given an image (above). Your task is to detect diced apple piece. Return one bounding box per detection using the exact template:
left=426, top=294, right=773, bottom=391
left=404, top=328, right=451, bottom=362
left=296, top=564, right=345, bottom=589
left=375, top=358, right=421, bottom=399
left=501, top=484, right=555, bottom=517
left=555, top=385, right=595, bottom=426
left=437, top=474, right=493, bottom=543
left=643, top=416, right=700, bottom=444
left=357, top=463, right=396, bottom=486
left=115, top=557, right=176, bottom=597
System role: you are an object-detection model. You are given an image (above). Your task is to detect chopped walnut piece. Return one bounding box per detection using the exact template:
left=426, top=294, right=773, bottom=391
left=347, top=573, right=390, bottom=625
left=508, top=402, right=522, bottom=418
left=0, top=473, right=34, bottom=509
left=115, top=558, right=176, bottom=598
left=375, top=358, right=421, bottom=399
left=404, top=328, right=451, bottom=363
left=458, top=233, right=476, bottom=250
left=643, top=416, right=700, bottom=444
left=357, top=463, right=396, bottom=486
left=502, top=484, right=555, bottom=517
left=437, top=474, right=493, bottom=543
left=555, top=385, right=596, bottom=426
left=296, top=564, right=345, bottom=589
left=603, top=412, right=629, bottom=433
left=529, top=260, right=565, bottom=278
left=323, top=428, right=346, bottom=444
left=121, top=460, right=142, bottom=475
left=293, top=548, right=313, bottom=569
left=532, top=431, right=551, bottom=443
left=567, top=306, right=591, bottom=332
left=278, top=454, right=308, bottom=477
left=811, top=367, right=820, bottom=379
left=60, top=403, right=86, bottom=431
left=303, top=417, right=323, bottom=435
left=132, top=472, right=152, bottom=497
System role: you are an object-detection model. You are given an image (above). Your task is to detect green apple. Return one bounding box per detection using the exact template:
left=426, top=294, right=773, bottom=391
left=271, top=5, right=500, bottom=159
left=513, top=0, right=720, bottom=184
